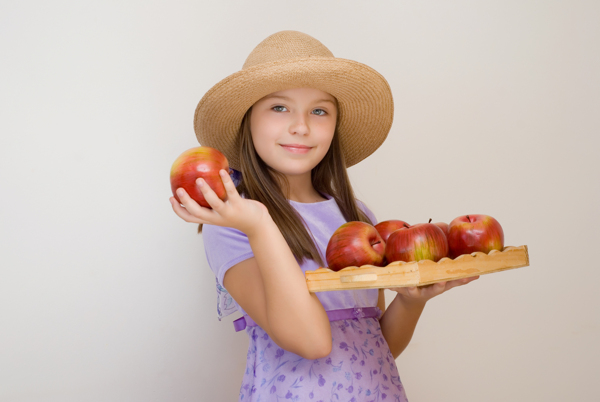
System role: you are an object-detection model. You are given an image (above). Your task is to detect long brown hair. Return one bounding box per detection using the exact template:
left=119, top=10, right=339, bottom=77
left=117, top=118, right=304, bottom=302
left=198, top=108, right=373, bottom=267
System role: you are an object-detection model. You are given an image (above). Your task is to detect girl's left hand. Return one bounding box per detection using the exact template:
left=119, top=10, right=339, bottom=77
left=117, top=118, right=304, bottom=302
left=388, top=276, right=480, bottom=305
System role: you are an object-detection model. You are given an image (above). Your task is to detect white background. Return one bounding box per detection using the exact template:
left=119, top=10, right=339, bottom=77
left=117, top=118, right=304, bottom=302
left=1, top=1, right=599, bottom=401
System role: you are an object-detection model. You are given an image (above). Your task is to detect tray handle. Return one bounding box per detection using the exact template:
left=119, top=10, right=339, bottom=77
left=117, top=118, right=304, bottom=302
left=339, top=273, right=378, bottom=283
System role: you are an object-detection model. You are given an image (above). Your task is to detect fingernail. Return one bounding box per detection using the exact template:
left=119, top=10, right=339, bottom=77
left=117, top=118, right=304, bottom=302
left=177, top=188, right=184, bottom=197
left=197, top=178, right=204, bottom=187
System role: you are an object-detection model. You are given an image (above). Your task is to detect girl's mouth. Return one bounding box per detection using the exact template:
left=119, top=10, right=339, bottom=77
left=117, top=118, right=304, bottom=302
left=280, top=144, right=313, bottom=154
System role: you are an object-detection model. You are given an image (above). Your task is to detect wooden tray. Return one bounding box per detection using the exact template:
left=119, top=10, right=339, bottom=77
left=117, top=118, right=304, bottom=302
left=305, top=245, right=529, bottom=293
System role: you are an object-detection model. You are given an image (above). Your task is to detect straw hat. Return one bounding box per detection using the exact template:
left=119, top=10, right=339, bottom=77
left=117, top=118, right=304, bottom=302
left=194, top=30, right=394, bottom=170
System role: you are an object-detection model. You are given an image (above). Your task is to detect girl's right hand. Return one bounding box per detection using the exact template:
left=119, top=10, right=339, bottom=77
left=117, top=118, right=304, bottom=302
left=169, top=169, right=270, bottom=237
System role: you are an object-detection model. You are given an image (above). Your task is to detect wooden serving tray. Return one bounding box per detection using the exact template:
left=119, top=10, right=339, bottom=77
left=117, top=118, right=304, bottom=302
left=306, top=245, right=529, bottom=293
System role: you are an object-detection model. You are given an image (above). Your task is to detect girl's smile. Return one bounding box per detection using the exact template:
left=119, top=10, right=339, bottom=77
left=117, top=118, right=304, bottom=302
left=279, top=143, right=313, bottom=154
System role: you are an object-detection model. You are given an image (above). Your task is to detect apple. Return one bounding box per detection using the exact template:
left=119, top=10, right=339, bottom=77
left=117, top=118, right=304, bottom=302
left=374, top=220, right=410, bottom=243
left=326, top=221, right=386, bottom=272
left=170, top=146, right=229, bottom=208
left=447, top=214, right=504, bottom=259
left=385, top=223, right=449, bottom=263
left=429, top=219, right=449, bottom=238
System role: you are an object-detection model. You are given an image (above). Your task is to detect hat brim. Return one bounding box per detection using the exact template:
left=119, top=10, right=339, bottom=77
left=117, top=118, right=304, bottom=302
left=194, top=57, right=394, bottom=170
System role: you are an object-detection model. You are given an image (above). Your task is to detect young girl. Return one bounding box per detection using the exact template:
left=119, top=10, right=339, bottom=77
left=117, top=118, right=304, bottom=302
left=170, top=31, right=477, bottom=402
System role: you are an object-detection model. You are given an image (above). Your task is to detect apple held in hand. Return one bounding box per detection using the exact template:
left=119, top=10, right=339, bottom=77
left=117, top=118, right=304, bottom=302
left=326, top=221, right=386, bottom=272
left=447, top=214, right=504, bottom=258
left=375, top=220, right=410, bottom=243
left=170, top=146, right=229, bottom=208
left=385, top=223, right=449, bottom=263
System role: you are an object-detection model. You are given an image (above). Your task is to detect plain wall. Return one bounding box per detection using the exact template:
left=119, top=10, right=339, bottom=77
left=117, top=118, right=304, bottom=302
left=1, top=1, right=598, bottom=401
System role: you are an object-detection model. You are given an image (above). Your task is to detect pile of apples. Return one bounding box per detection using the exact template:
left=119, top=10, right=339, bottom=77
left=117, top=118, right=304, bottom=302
left=325, top=215, right=505, bottom=272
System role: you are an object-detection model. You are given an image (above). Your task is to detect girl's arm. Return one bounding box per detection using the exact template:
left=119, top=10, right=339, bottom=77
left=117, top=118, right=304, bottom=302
left=378, top=277, right=479, bottom=359
left=170, top=170, right=332, bottom=360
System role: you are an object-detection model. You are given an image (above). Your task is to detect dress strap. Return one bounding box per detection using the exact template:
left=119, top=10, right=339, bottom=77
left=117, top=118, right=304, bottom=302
left=232, top=307, right=382, bottom=332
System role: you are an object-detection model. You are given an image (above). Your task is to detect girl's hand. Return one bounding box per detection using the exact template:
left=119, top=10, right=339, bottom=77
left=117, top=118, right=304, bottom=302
left=169, top=169, right=270, bottom=236
left=388, top=276, right=480, bottom=306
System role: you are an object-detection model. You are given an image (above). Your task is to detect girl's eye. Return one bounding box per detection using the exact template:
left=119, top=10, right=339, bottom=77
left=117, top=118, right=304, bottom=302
left=273, top=105, right=287, bottom=112
left=313, top=109, right=327, bottom=116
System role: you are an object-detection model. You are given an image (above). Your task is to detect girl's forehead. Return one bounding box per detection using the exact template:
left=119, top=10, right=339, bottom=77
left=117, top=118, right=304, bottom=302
left=258, top=88, right=336, bottom=103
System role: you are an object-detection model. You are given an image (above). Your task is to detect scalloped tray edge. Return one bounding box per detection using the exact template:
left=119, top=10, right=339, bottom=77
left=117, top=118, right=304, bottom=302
left=305, top=245, right=529, bottom=293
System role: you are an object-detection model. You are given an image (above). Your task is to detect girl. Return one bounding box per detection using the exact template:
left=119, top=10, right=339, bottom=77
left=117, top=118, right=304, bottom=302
left=170, top=31, right=478, bottom=401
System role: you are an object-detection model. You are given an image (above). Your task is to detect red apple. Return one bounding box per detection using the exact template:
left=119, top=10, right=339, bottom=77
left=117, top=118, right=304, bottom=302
left=385, top=223, right=449, bottom=263
left=374, top=220, right=410, bottom=243
left=429, top=219, right=449, bottom=238
left=447, top=214, right=504, bottom=259
left=326, top=221, right=386, bottom=272
left=170, top=146, right=229, bottom=208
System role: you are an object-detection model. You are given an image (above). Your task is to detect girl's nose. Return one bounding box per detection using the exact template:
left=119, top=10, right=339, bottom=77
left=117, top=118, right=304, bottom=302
left=289, top=113, right=309, bottom=136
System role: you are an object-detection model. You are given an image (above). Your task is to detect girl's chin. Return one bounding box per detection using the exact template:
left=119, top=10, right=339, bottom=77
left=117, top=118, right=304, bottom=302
left=268, top=164, right=317, bottom=177
left=260, top=153, right=324, bottom=175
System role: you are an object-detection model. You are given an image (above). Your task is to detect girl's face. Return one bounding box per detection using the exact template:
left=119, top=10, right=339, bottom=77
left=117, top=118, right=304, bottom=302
left=249, top=88, right=337, bottom=178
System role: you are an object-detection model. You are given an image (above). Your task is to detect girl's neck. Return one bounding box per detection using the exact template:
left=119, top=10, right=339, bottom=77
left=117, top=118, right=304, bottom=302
left=288, top=192, right=329, bottom=204
left=282, top=173, right=328, bottom=204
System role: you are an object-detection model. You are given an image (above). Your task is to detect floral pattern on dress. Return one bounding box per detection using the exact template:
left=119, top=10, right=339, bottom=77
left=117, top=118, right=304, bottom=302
left=216, top=278, right=236, bottom=320
left=239, top=317, right=408, bottom=402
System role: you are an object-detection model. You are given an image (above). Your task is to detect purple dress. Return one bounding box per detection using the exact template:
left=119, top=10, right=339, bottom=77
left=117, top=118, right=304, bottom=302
left=203, top=195, right=408, bottom=402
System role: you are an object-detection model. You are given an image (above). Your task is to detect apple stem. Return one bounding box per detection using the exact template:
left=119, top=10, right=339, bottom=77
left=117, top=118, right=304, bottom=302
left=428, top=218, right=432, bottom=223
left=467, top=215, right=471, bottom=222
left=403, top=223, right=410, bottom=228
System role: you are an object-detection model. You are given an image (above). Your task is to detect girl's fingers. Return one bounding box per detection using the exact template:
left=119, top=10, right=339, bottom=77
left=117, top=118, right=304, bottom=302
left=175, top=187, right=213, bottom=220
left=196, top=177, right=226, bottom=211
left=405, top=287, right=419, bottom=298
left=447, top=276, right=479, bottom=290
left=389, top=275, right=480, bottom=300
left=175, top=187, right=198, bottom=210
left=220, top=169, right=240, bottom=199
left=170, top=196, right=204, bottom=223
left=461, top=275, right=479, bottom=286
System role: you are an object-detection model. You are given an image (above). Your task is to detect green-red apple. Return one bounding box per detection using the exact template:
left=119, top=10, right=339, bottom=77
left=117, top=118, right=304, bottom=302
left=429, top=219, right=449, bottom=238
left=374, top=220, right=410, bottom=243
left=326, top=221, right=386, bottom=272
left=385, top=223, right=449, bottom=263
left=447, top=214, right=504, bottom=258
left=170, top=146, right=229, bottom=209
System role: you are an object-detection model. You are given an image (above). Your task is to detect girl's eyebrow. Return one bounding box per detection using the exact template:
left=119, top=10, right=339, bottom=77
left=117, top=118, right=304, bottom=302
left=315, top=99, right=336, bottom=105
left=263, top=95, right=336, bottom=105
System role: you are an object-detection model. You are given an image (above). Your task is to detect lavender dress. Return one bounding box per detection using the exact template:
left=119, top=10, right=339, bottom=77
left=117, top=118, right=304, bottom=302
left=203, top=195, right=408, bottom=402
